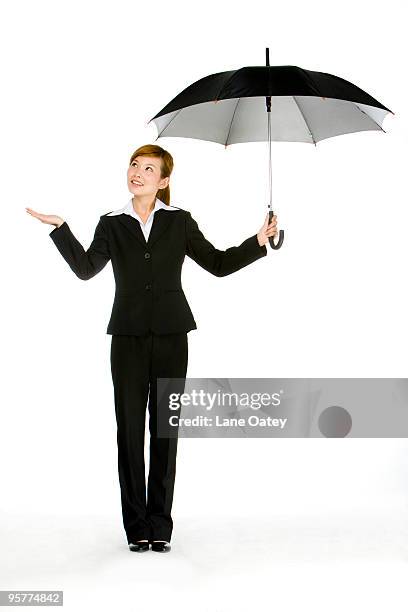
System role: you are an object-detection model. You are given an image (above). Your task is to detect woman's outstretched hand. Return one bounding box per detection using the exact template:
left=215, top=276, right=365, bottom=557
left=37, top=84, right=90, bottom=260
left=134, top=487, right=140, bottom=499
left=257, top=213, right=278, bottom=247
left=25, top=207, right=64, bottom=228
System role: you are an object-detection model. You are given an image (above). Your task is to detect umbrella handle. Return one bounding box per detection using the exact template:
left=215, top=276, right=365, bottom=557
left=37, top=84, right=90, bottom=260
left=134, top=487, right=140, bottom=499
left=268, top=210, right=284, bottom=249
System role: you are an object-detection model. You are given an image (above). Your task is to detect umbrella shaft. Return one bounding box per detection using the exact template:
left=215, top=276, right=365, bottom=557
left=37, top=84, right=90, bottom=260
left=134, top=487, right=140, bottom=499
left=268, top=107, right=272, bottom=209
left=266, top=47, right=272, bottom=209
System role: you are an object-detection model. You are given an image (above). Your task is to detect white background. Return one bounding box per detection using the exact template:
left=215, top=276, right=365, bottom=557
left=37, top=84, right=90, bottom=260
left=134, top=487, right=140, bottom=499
left=1, top=0, right=408, bottom=610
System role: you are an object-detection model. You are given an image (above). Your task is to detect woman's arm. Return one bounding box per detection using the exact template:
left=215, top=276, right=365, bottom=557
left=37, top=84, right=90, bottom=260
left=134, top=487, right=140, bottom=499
left=49, top=217, right=111, bottom=280
left=185, top=211, right=268, bottom=277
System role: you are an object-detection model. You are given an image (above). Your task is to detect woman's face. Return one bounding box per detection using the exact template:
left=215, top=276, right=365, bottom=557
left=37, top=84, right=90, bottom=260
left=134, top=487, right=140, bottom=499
left=127, top=155, right=169, bottom=199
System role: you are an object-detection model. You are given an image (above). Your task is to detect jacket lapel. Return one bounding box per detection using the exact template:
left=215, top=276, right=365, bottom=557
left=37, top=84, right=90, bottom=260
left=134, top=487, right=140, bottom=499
left=116, top=209, right=174, bottom=249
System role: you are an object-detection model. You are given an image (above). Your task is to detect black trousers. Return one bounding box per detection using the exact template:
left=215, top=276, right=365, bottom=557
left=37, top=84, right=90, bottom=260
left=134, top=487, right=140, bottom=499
left=110, top=331, right=188, bottom=544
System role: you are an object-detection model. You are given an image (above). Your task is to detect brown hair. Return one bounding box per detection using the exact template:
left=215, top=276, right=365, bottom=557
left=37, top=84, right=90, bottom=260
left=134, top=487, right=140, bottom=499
left=129, top=144, right=174, bottom=205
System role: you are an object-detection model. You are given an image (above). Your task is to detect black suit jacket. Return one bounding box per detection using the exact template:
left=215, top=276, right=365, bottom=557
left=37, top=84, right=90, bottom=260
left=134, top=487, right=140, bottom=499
left=49, top=206, right=268, bottom=335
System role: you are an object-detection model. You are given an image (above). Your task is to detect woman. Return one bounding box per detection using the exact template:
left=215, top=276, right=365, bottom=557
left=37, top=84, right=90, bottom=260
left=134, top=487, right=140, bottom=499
left=25, top=144, right=278, bottom=553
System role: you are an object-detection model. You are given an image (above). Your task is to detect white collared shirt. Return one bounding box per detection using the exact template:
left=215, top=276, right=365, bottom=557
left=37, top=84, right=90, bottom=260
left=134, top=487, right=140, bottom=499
left=107, top=197, right=179, bottom=241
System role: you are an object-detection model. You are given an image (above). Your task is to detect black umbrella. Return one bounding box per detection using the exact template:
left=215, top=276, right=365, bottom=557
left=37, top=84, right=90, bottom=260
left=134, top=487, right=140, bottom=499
left=148, top=49, right=394, bottom=249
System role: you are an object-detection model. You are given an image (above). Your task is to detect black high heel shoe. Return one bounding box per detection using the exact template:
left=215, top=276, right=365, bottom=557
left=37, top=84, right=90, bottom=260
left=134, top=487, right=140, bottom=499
left=150, top=540, right=171, bottom=553
left=129, top=540, right=150, bottom=552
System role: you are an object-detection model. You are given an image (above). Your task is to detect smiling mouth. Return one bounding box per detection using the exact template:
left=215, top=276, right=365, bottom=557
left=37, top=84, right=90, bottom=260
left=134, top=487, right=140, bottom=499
left=131, top=180, right=144, bottom=186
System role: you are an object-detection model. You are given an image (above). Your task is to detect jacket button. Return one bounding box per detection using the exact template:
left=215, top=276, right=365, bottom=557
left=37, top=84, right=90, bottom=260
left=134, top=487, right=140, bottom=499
left=145, top=284, right=152, bottom=290
left=144, top=252, right=151, bottom=259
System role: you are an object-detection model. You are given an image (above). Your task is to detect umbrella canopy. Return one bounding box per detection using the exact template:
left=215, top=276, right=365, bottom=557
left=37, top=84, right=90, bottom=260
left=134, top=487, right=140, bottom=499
left=147, top=51, right=394, bottom=248
left=148, top=64, right=393, bottom=145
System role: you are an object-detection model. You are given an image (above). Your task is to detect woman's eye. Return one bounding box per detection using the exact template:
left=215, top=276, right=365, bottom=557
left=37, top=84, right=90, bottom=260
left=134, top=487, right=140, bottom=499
left=130, top=163, right=152, bottom=170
